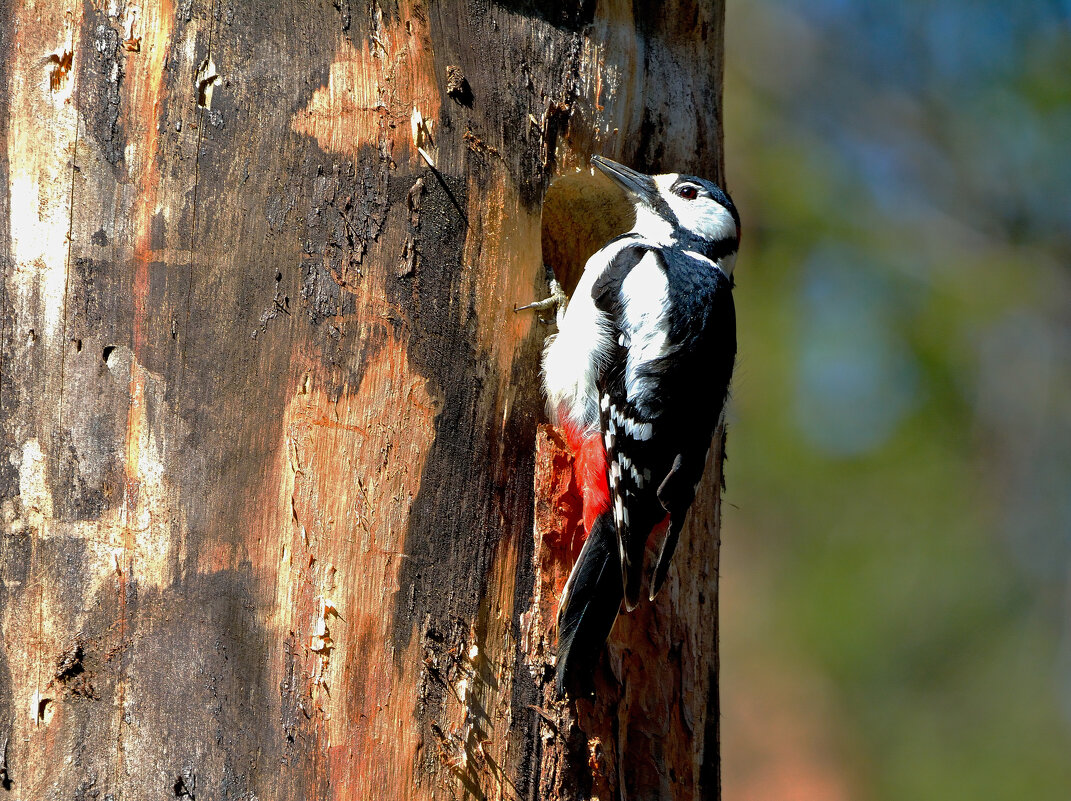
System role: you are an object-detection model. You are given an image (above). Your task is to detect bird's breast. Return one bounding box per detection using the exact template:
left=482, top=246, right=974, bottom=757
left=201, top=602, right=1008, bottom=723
left=541, top=250, right=619, bottom=430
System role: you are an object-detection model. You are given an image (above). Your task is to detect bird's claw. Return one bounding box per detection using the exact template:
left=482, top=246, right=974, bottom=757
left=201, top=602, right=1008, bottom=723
left=515, top=277, right=567, bottom=325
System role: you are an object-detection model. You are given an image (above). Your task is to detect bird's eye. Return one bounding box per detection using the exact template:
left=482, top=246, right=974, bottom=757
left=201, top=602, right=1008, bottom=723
left=677, top=185, right=699, bottom=200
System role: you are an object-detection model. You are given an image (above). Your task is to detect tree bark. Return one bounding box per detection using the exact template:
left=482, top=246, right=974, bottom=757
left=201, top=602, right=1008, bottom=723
left=0, top=1, right=726, bottom=798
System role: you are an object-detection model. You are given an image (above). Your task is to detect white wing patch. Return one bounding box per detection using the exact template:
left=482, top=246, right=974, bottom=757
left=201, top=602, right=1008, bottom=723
left=619, top=252, right=670, bottom=412
left=609, top=404, right=655, bottom=550
left=624, top=418, right=653, bottom=440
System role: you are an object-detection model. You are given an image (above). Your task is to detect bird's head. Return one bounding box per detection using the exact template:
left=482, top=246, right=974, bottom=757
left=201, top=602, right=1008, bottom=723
left=592, top=155, right=740, bottom=272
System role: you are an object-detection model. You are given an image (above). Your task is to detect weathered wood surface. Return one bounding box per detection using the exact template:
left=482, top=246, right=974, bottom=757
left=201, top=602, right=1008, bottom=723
left=0, top=1, right=726, bottom=798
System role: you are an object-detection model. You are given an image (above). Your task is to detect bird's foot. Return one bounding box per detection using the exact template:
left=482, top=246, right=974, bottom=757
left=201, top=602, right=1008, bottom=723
left=514, top=276, right=567, bottom=325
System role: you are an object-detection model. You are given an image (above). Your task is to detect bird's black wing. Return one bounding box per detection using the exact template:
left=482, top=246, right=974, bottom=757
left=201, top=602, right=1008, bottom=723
left=592, top=246, right=680, bottom=609
left=648, top=262, right=736, bottom=597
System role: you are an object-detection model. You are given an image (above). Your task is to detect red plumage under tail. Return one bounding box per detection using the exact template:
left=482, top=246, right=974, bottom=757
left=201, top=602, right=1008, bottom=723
left=555, top=512, right=623, bottom=698
left=560, top=419, right=610, bottom=534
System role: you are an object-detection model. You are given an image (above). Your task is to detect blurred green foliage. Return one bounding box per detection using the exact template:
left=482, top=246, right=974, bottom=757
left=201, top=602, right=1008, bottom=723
left=721, top=1, right=1071, bottom=798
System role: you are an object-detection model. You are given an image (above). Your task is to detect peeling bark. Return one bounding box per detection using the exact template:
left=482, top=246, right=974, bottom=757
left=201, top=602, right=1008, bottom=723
left=0, top=1, right=726, bottom=798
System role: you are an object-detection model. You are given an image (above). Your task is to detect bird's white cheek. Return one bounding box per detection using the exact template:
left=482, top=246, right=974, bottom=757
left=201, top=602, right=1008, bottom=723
left=666, top=196, right=736, bottom=244
left=695, top=204, right=737, bottom=242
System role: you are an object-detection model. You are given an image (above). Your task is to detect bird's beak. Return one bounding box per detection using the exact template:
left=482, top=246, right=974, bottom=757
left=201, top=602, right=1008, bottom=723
left=591, top=156, right=658, bottom=205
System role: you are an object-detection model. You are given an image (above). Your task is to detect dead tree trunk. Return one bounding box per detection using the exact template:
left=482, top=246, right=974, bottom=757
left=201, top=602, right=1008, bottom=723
left=0, top=1, right=726, bottom=798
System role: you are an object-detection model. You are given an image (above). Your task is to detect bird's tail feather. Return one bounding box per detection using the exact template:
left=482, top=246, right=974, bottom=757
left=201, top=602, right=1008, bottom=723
left=555, top=513, right=623, bottom=698
left=649, top=516, right=684, bottom=600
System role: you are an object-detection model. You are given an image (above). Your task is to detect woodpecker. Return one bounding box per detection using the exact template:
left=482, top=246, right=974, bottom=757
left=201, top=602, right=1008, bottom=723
left=536, top=155, right=739, bottom=697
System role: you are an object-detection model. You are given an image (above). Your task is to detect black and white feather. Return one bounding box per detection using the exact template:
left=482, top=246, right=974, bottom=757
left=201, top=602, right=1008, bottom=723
left=591, top=240, right=736, bottom=608
left=543, top=156, right=739, bottom=694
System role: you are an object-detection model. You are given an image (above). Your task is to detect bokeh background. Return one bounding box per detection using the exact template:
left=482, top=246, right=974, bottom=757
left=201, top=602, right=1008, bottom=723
left=718, top=2, right=1071, bottom=799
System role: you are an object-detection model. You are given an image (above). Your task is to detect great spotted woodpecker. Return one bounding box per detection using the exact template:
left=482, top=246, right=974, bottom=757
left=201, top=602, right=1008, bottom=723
left=535, top=156, right=740, bottom=697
